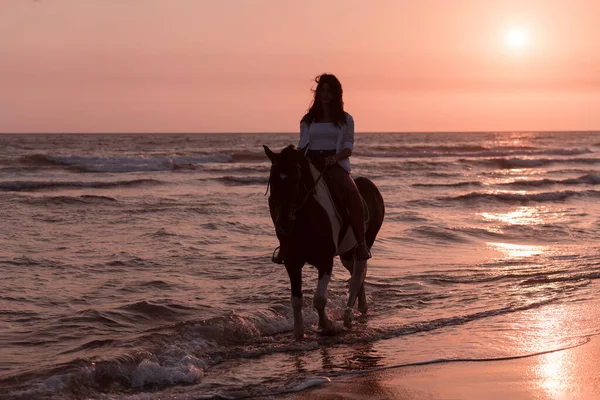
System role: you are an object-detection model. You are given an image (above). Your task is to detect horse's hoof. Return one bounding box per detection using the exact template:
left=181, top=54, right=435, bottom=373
left=343, top=308, right=353, bottom=328
left=358, top=304, right=368, bottom=315
left=294, top=330, right=305, bottom=341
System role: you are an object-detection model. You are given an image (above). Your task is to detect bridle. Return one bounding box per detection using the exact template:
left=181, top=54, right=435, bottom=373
left=265, top=158, right=329, bottom=230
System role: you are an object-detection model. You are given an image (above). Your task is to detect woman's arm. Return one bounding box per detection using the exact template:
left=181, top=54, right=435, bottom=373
left=341, top=113, right=355, bottom=151
left=325, top=148, right=352, bottom=165
left=298, top=121, right=309, bottom=149
left=326, top=114, right=354, bottom=165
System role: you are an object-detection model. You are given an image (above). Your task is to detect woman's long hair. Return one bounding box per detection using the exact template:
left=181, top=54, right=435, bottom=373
left=301, top=74, right=346, bottom=127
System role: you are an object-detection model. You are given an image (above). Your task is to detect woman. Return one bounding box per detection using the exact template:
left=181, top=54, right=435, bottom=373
left=272, top=73, right=371, bottom=263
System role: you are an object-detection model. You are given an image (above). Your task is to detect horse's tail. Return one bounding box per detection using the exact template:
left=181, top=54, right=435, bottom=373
left=354, top=177, right=385, bottom=249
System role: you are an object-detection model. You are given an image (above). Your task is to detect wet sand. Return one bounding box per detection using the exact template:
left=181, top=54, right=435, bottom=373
left=259, top=336, right=600, bottom=400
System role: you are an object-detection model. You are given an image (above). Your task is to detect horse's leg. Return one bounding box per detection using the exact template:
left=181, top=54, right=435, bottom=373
left=342, top=256, right=367, bottom=328
left=285, top=262, right=304, bottom=340
left=357, top=283, right=368, bottom=314
left=341, top=256, right=368, bottom=315
left=314, top=268, right=333, bottom=333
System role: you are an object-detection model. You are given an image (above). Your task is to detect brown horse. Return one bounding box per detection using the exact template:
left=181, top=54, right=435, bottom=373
left=264, top=144, right=385, bottom=340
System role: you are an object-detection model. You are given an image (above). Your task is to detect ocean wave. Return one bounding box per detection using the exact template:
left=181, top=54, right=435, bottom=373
left=413, top=181, right=482, bottom=188
left=219, top=175, right=269, bottom=185
left=405, top=225, right=471, bottom=243
left=2, top=310, right=286, bottom=398
left=549, top=168, right=600, bottom=175
left=519, top=273, right=598, bottom=286
left=199, top=164, right=271, bottom=173
left=498, top=174, right=600, bottom=188
left=4, top=350, right=206, bottom=400
left=358, top=147, right=592, bottom=159
left=56, top=309, right=124, bottom=329
left=118, top=300, right=196, bottom=320
left=0, top=179, right=161, bottom=192
left=367, top=144, right=492, bottom=153
left=456, top=224, right=570, bottom=241
left=440, top=189, right=600, bottom=204
left=22, top=195, right=119, bottom=205
left=18, top=154, right=233, bottom=173
left=1, top=256, right=70, bottom=270
left=463, top=157, right=600, bottom=169
left=146, top=228, right=178, bottom=239
left=231, top=151, right=268, bottom=162
left=359, top=160, right=458, bottom=172
left=385, top=211, right=430, bottom=223
left=425, top=171, right=463, bottom=178
left=426, top=263, right=600, bottom=286
left=80, top=194, right=118, bottom=202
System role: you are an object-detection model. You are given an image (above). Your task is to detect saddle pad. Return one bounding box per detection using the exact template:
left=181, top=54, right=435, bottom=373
left=309, top=164, right=365, bottom=256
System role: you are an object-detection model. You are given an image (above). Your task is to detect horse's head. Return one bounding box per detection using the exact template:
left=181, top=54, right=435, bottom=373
left=263, top=144, right=309, bottom=236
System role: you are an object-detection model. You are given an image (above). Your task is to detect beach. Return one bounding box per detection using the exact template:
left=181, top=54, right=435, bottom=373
left=265, top=336, right=600, bottom=400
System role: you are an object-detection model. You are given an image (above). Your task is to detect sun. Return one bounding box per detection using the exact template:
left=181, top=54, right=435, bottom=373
left=505, top=27, right=529, bottom=50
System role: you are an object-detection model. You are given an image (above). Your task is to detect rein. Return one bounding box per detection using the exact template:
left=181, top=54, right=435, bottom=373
left=290, top=163, right=329, bottom=220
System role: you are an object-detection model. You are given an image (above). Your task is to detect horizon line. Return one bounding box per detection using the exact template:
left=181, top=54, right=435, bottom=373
left=0, top=129, right=598, bottom=135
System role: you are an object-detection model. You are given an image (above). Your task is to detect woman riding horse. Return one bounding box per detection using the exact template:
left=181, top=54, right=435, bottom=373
left=272, top=73, right=371, bottom=263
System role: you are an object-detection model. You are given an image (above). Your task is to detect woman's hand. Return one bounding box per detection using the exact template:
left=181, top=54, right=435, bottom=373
left=325, top=155, right=337, bottom=166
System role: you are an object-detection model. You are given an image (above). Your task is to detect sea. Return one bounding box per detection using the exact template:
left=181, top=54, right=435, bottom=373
left=1, top=131, right=599, bottom=399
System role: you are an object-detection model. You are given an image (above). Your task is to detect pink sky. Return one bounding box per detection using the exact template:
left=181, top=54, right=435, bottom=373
left=0, top=0, right=598, bottom=133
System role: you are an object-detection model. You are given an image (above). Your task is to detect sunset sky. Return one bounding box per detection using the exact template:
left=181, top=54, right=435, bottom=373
left=1, top=0, right=598, bottom=133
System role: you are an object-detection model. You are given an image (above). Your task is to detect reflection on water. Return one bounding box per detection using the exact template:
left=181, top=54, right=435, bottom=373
left=320, top=347, right=335, bottom=371
left=344, top=343, right=384, bottom=371
left=482, top=205, right=555, bottom=259
left=487, top=242, right=547, bottom=258
left=526, top=304, right=577, bottom=399
left=293, top=354, right=308, bottom=374
left=482, top=206, right=547, bottom=226
left=537, top=350, right=572, bottom=399
left=315, top=343, right=384, bottom=372
left=504, top=298, right=600, bottom=399
left=520, top=306, right=572, bottom=354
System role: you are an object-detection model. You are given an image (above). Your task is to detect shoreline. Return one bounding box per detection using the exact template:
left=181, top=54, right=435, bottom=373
left=259, top=335, right=600, bottom=400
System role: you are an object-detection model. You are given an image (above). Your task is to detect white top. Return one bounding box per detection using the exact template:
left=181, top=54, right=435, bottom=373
left=298, top=112, right=355, bottom=172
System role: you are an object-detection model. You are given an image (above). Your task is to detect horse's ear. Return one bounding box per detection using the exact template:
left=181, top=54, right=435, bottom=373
left=263, top=145, right=279, bottom=164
